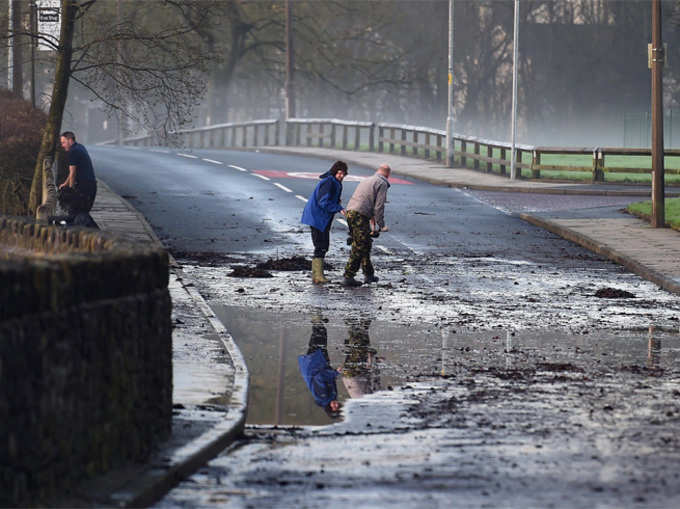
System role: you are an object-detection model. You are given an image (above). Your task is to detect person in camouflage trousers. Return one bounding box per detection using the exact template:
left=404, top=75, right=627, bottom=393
left=344, top=210, right=375, bottom=284
left=342, top=164, right=391, bottom=287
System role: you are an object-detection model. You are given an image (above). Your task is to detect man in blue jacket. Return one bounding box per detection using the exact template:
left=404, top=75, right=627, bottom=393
left=300, top=161, right=348, bottom=284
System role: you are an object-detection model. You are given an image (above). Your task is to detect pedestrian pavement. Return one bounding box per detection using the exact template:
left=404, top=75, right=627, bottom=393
left=71, top=146, right=680, bottom=506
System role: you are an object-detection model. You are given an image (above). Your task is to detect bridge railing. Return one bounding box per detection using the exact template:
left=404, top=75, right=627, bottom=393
left=113, top=118, right=680, bottom=182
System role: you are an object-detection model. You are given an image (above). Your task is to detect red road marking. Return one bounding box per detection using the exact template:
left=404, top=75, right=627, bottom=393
left=251, top=170, right=414, bottom=185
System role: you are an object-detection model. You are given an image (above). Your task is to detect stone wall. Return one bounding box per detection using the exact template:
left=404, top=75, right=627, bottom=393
left=0, top=216, right=172, bottom=506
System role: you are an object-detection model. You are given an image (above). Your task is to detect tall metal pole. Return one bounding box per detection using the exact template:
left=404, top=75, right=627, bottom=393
left=7, top=0, right=13, bottom=90
left=446, top=0, right=455, bottom=167
left=11, top=0, right=24, bottom=96
left=30, top=1, right=36, bottom=107
left=651, top=0, right=665, bottom=227
left=285, top=0, right=295, bottom=120
left=117, top=0, right=122, bottom=144
left=510, top=0, right=519, bottom=179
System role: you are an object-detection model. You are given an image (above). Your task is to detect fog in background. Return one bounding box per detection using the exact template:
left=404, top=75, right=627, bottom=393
left=3, top=0, right=680, bottom=148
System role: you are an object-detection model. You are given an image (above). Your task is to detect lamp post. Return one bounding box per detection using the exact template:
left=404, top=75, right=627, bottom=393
left=510, top=0, right=519, bottom=180
left=285, top=0, right=295, bottom=120
left=651, top=0, right=665, bottom=227
left=446, top=0, right=455, bottom=167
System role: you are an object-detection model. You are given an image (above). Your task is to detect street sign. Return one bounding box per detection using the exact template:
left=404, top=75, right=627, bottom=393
left=37, top=0, right=60, bottom=51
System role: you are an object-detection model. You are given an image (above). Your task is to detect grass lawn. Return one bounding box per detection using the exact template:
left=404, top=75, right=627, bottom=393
left=627, top=197, right=680, bottom=229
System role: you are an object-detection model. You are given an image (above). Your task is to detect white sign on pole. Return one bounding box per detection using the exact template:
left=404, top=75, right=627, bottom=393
left=37, top=0, right=61, bottom=51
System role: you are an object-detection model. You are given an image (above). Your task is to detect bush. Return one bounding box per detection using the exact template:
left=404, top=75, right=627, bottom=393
left=0, top=90, right=47, bottom=216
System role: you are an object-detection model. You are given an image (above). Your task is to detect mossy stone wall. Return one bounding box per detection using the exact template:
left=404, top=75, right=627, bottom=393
left=0, top=216, right=172, bottom=506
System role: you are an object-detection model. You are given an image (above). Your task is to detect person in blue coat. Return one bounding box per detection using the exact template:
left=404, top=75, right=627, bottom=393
left=298, top=315, right=342, bottom=418
left=300, top=161, right=348, bottom=284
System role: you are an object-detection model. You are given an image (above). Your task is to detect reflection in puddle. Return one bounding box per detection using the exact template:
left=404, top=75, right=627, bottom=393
left=211, top=305, right=680, bottom=426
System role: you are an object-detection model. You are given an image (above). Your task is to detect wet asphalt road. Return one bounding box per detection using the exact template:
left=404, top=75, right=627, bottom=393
left=91, top=146, right=631, bottom=260
left=91, top=147, right=680, bottom=508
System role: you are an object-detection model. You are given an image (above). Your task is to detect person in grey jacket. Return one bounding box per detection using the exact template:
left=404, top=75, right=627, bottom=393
left=342, top=164, right=391, bottom=287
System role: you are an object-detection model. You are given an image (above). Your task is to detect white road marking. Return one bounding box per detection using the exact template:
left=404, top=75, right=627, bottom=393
left=177, top=153, right=198, bottom=159
left=336, top=218, right=348, bottom=227
left=296, top=195, right=308, bottom=203
left=274, top=183, right=293, bottom=193
left=228, top=164, right=248, bottom=172
left=375, top=245, right=393, bottom=255
left=253, top=174, right=271, bottom=181
left=149, top=148, right=170, bottom=154
left=202, top=158, right=223, bottom=165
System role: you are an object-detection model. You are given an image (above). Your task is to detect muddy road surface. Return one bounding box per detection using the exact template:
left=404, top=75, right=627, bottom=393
left=91, top=147, right=680, bottom=507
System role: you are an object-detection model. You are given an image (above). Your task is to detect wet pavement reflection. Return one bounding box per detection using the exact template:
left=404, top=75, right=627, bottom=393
left=212, top=304, right=680, bottom=426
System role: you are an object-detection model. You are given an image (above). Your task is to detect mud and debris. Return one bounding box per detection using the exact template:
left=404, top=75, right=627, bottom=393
left=165, top=222, right=680, bottom=506
left=595, top=287, right=636, bottom=299
left=256, top=256, right=313, bottom=271
left=228, top=265, right=273, bottom=278
left=180, top=252, right=680, bottom=332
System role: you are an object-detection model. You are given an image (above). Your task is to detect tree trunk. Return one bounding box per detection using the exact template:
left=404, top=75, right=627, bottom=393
left=29, top=0, right=77, bottom=215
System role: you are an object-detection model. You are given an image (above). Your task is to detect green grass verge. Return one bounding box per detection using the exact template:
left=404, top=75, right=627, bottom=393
left=627, top=197, right=680, bottom=229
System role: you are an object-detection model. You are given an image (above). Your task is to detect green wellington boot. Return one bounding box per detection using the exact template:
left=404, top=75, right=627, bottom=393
left=312, top=257, right=329, bottom=284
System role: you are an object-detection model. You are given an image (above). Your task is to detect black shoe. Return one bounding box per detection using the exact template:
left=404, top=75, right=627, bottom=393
left=342, top=277, right=363, bottom=287
left=364, top=274, right=379, bottom=284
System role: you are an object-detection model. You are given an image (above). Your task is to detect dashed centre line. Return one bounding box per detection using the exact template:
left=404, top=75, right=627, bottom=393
left=202, top=158, right=223, bottom=165
left=336, top=218, right=348, bottom=227
left=274, top=183, right=293, bottom=193
left=228, top=164, right=248, bottom=172
left=177, top=153, right=198, bottom=159
left=296, top=195, right=308, bottom=203
left=253, top=174, right=271, bottom=181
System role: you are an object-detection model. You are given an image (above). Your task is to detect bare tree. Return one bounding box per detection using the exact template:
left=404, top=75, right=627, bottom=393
left=12, top=0, right=226, bottom=214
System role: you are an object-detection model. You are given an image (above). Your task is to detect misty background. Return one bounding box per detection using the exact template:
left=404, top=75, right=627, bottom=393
left=3, top=0, right=680, bottom=148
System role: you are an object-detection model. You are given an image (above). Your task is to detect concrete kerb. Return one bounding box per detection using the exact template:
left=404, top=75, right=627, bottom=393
left=114, top=270, right=250, bottom=508
left=93, top=179, right=249, bottom=507
left=520, top=213, right=680, bottom=296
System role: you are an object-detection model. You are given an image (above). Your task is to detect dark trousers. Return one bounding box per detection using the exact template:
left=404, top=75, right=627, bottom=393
left=311, top=223, right=331, bottom=258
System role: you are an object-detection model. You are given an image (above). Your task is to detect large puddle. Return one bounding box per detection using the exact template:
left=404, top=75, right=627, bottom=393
left=212, top=304, right=680, bottom=426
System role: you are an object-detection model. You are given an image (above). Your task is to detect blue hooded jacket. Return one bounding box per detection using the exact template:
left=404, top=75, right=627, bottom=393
left=298, top=349, right=339, bottom=408
left=300, top=172, right=344, bottom=231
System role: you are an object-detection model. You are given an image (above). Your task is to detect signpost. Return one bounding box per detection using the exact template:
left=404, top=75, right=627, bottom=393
left=37, top=0, right=60, bottom=51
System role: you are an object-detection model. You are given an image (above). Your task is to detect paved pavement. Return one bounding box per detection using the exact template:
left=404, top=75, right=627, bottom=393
left=77, top=147, right=680, bottom=506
